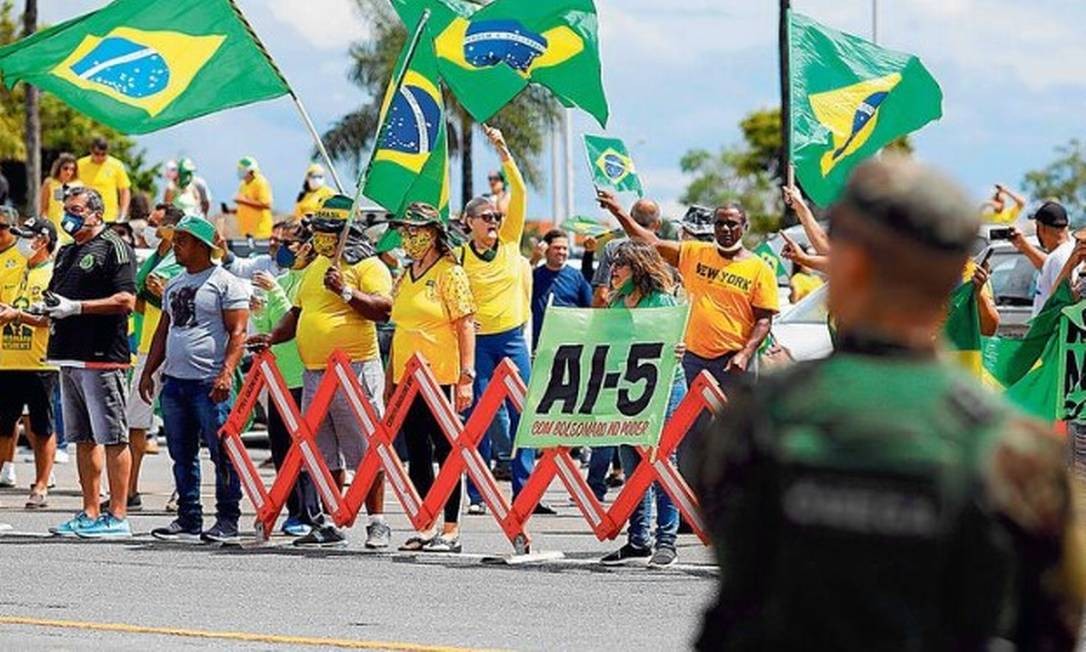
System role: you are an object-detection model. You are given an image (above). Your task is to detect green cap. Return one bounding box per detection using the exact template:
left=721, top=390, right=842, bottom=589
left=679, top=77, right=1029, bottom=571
left=238, top=156, right=259, bottom=172
left=175, top=215, right=220, bottom=253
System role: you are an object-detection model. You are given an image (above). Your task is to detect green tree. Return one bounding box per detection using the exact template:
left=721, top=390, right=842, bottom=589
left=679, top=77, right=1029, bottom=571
left=0, top=1, right=159, bottom=209
left=680, top=107, right=912, bottom=234
left=323, top=0, right=559, bottom=211
left=1023, top=139, right=1086, bottom=220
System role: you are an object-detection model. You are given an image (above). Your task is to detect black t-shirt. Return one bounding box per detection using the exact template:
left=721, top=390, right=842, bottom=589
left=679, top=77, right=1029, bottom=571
left=47, top=229, right=136, bottom=365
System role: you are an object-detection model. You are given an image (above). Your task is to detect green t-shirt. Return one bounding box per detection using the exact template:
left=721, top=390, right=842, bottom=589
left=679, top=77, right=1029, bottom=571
left=251, top=270, right=305, bottom=389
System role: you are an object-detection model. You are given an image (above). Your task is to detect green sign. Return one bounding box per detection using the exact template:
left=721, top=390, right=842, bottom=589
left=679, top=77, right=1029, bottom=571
left=1059, top=303, right=1086, bottom=421
left=515, top=304, right=688, bottom=448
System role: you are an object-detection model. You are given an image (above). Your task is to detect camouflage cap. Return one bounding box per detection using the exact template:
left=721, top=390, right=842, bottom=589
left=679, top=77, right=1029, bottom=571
left=832, top=156, right=979, bottom=254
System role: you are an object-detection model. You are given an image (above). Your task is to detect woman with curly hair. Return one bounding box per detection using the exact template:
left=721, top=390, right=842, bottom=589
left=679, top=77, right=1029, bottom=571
left=599, top=240, right=689, bottom=568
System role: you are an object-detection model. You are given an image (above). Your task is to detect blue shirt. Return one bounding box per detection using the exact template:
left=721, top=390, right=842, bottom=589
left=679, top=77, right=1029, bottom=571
left=532, top=264, right=593, bottom=351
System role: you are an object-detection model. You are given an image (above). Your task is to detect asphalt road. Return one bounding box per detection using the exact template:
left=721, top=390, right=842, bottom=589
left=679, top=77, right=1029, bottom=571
left=0, top=445, right=715, bottom=651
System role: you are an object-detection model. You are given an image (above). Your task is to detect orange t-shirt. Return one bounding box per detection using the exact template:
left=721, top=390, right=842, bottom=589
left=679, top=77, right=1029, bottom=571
left=678, top=242, right=780, bottom=358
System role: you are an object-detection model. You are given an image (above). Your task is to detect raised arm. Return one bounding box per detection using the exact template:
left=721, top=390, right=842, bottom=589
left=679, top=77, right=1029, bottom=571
left=486, top=126, right=525, bottom=245
left=1010, top=227, right=1046, bottom=271
left=597, top=190, right=680, bottom=266
left=782, top=185, right=829, bottom=256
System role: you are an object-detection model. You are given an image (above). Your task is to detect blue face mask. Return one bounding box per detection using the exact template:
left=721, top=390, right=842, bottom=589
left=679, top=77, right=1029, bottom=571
left=61, top=212, right=85, bottom=236
left=274, top=244, right=295, bottom=269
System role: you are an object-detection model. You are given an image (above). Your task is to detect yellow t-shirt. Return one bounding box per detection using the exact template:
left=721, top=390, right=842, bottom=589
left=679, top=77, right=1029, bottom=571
left=677, top=242, right=780, bottom=358
left=459, top=240, right=528, bottom=335
left=390, top=257, right=476, bottom=385
left=293, top=186, right=335, bottom=220
left=1, top=261, right=54, bottom=370
left=984, top=204, right=1021, bottom=225
left=0, top=242, right=26, bottom=305
left=76, top=155, right=130, bottom=222
left=790, top=272, right=824, bottom=303
left=138, top=303, right=163, bottom=355
left=236, top=173, right=274, bottom=238
left=294, top=255, right=392, bottom=369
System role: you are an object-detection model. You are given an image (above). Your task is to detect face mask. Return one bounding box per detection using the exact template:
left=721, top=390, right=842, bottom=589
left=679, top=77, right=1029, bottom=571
left=15, top=238, right=36, bottom=260
left=237, top=168, right=248, bottom=181
left=179, top=172, right=193, bottom=188
left=312, top=232, right=338, bottom=258
left=276, top=243, right=302, bottom=269
left=143, top=225, right=162, bottom=249
left=61, top=212, right=85, bottom=236
left=401, top=230, right=435, bottom=260
left=718, top=241, right=743, bottom=254
left=307, top=176, right=324, bottom=191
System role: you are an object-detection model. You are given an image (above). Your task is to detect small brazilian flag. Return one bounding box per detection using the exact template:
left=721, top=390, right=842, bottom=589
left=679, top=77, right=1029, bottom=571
left=362, top=14, right=450, bottom=219
left=560, top=215, right=608, bottom=237
left=392, top=0, right=608, bottom=126
left=753, top=242, right=787, bottom=279
left=789, top=11, right=943, bottom=207
left=583, top=135, right=643, bottom=197
left=0, top=0, right=290, bottom=134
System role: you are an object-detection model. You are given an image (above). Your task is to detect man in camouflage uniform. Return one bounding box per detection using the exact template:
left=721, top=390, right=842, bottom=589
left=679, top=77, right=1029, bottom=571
left=694, top=157, right=1086, bottom=651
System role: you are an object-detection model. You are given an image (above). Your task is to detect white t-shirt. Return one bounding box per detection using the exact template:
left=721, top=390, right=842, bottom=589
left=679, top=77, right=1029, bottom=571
left=1032, top=239, right=1076, bottom=316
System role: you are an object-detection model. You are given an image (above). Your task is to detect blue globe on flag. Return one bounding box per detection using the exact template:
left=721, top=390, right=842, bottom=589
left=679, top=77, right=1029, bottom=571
left=69, top=36, right=170, bottom=99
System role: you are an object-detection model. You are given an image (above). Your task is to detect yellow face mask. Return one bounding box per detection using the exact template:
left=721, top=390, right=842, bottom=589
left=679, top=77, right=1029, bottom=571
left=312, top=232, right=339, bottom=258
left=401, top=229, right=435, bottom=260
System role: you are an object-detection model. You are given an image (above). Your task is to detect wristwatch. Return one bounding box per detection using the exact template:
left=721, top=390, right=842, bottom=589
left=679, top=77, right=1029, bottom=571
left=340, top=287, right=353, bottom=303
left=460, top=367, right=476, bottom=381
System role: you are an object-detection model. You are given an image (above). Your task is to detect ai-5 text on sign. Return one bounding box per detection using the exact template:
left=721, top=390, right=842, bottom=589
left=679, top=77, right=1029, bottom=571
left=516, top=305, right=689, bottom=448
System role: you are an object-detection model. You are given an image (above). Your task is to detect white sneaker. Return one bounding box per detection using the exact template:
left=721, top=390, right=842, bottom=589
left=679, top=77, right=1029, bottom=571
left=54, top=447, right=70, bottom=464
left=0, top=463, right=16, bottom=488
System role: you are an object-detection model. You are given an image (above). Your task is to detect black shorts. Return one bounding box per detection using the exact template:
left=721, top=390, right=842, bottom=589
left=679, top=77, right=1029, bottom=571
left=0, top=370, right=58, bottom=437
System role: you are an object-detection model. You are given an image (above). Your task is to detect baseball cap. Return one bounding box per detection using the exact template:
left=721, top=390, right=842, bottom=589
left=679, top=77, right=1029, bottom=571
left=1030, top=201, right=1069, bottom=228
left=12, top=217, right=58, bottom=248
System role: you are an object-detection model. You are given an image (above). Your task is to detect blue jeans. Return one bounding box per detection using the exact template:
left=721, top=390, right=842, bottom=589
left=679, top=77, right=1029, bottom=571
left=160, top=376, right=241, bottom=529
left=621, top=376, right=686, bottom=550
left=587, top=446, right=616, bottom=501
left=466, top=326, right=534, bottom=503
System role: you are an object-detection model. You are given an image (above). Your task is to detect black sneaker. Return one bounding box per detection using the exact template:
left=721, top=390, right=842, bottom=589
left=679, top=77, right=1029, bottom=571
left=151, top=520, right=202, bottom=543
left=293, top=524, right=347, bottom=548
left=200, top=520, right=240, bottom=545
left=532, top=502, right=557, bottom=515
left=600, top=543, right=651, bottom=566
left=648, top=546, right=678, bottom=568
left=100, top=493, right=142, bottom=513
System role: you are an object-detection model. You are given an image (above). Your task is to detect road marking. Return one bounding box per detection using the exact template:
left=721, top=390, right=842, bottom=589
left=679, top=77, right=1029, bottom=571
left=0, top=616, right=485, bottom=651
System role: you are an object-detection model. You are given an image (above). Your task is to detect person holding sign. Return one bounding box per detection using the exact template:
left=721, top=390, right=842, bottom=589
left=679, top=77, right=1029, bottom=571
left=693, top=158, right=1086, bottom=650
left=386, top=203, right=476, bottom=553
left=598, top=190, right=779, bottom=389
left=597, top=241, right=687, bottom=568
left=458, top=126, right=538, bottom=512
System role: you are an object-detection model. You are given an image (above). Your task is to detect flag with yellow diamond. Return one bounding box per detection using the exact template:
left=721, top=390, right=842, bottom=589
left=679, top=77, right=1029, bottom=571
left=789, top=11, right=942, bottom=207
left=583, top=135, right=643, bottom=196
left=392, top=0, right=608, bottom=126
left=0, top=0, right=289, bottom=134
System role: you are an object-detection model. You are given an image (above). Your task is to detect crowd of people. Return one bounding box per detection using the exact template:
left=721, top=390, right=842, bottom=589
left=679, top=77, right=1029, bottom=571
left=0, top=124, right=788, bottom=568
left=1, top=130, right=1086, bottom=647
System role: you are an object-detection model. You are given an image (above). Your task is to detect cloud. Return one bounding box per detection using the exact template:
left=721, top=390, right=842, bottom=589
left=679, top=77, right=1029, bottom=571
left=265, top=0, right=368, bottom=51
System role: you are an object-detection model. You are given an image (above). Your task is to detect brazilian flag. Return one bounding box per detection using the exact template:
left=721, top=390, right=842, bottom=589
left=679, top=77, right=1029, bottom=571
left=583, top=135, right=643, bottom=196
left=753, top=242, right=787, bottom=280
left=362, top=14, right=449, bottom=220
left=0, top=0, right=289, bottom=134
left=392, top=0, right=608, bottom=126
left=789, top=12, right=942, bottom=207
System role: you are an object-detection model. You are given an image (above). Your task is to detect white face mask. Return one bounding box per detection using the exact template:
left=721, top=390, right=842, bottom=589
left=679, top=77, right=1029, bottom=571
left=142, top=225, right=162, bottom=249
left=307, top=176, right=324, bottom=191
left=15, top=238, right=36, bottom=260
left=718, top=241, right=743, bottom=254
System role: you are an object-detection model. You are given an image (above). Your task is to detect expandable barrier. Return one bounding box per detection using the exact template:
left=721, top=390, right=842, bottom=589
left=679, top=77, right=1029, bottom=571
left=220, top=349, right=725, bottom=551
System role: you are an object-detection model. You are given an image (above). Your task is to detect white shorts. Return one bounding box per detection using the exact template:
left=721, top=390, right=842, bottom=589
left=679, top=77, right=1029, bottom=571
left=126, top=353, right=162, bottom=432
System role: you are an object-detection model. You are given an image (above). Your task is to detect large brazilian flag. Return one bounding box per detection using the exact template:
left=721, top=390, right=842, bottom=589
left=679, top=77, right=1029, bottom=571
left=392, top=0, right=608, bottom=127
left=362, top=14, right=449, bottom=220
left=789, top=11, right=943, bottom=207
left=0, top=0, right=290, bottom=134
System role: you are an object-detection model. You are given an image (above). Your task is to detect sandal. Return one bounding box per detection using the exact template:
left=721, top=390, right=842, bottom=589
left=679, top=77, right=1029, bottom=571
left=423, top=533, right=462, bottom=554
left=398, top=534, right=436, bottom=552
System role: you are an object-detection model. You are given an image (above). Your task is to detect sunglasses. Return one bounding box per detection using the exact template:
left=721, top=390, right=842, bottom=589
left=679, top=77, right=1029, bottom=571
left=472, top=212, right=503, bottom=224
left=487, top=176, right=502, bottom=182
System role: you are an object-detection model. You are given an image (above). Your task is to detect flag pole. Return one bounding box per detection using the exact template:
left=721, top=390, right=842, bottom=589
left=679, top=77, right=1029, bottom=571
left=779, top=0, right=793, bottom=222
left=225, top=0, right=347, bottom=194
left=333, top=8, right=432, bottom=265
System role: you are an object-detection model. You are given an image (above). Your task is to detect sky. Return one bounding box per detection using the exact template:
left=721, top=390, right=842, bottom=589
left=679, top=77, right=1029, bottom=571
left=40, top=0, right=1086, bottom=223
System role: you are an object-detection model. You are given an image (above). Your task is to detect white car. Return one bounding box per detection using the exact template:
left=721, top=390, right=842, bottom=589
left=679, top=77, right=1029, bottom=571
left=770, top=284, right=833, bottom=362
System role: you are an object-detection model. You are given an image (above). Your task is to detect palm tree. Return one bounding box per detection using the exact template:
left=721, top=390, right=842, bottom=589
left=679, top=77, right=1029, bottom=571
left=322, top=0, right=559, bottom=208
